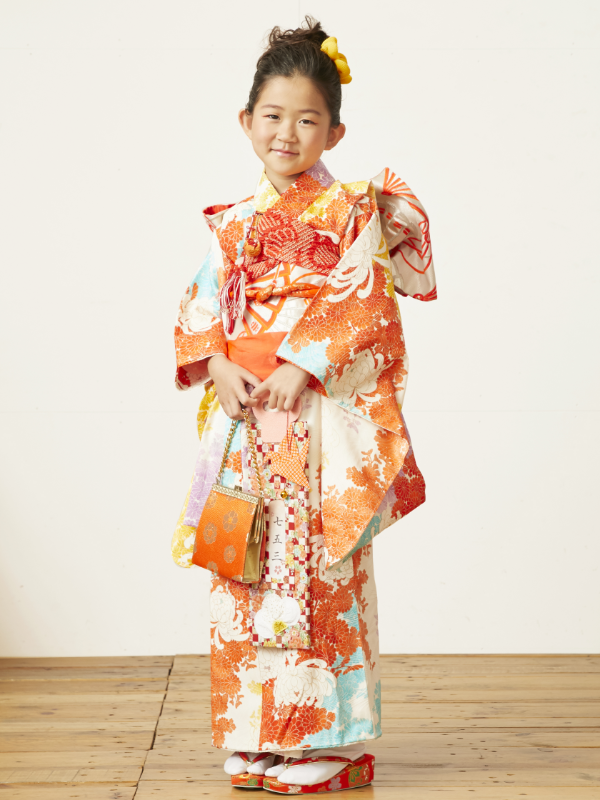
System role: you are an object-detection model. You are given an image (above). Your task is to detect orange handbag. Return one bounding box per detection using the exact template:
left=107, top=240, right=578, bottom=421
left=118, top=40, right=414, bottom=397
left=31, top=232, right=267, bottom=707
left=192, top=408, right=266, bottom=583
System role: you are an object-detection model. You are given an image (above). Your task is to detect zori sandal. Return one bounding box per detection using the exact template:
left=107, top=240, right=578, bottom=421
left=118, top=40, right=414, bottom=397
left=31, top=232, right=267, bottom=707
left=263, top=753, right=375, bottom=794
left=231, top=752, right=279, bottom=790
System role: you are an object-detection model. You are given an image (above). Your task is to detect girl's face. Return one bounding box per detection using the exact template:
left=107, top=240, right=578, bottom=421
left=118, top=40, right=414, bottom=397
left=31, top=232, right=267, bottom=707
left=239, top=75, right=345, bottom=194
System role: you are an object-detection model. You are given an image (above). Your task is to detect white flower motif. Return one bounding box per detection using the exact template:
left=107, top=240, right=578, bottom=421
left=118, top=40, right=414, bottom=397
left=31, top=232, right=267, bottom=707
left=328, top=216, right=379, bottom=302
left=328, top=349, right=386, bottom=406
left=310, top=534, right=353, bottom=584
left=256, top=648, right=336, bottom=708
left=178, top=291, right=216, bottom=334
left=332, top=557, right=354, bottom=583
left=272, top=651, right=336, bottom=708
left=254, top=592, right=301, bottom=639
left=256, top=647, right=284, bottom=683
left=328, top=777, right=343, bottom=791
left=348, top=683, right=371, bottom=721
left=261, top=740, right=281, bottom=751
left=210, top=585, right=249, bottom=650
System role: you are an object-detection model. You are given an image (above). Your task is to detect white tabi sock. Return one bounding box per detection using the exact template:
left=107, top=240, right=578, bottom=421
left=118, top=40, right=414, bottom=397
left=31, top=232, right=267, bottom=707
left=274, top=743, right=366, bottom=787
left=265, top=761, right=287, bottom=778
left=247, top=754, right=277, bottom=775
left=223, top=751, right=274, bottom=776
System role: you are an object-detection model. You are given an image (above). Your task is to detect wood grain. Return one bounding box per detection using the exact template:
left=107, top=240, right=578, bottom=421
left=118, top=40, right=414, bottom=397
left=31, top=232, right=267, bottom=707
left=0, top=653, right=598, bottom=799
left=0, top=657, right=172, bottom=669
left=0, top=721, right=158, bottom=732
left=0, top=681, right=168, bottom=695
left=0, top=694, right=165, bottom=706
left=0, top=767, right=142, bottom=783
left=0, top=751, right=147, bottom=769
left=0, top=702, right=164, bottom=721
left=0, top=787, right=137, bottom=799
left=0, top=669, right=170, bottom=682
left=134, top=784, right=600, bottom=799
left=0, top=731, right=155, bottom=752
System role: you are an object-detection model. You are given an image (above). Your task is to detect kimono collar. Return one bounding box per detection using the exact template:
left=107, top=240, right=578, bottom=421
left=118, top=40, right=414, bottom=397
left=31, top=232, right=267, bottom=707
left=253, top=159, right=336, bottom=215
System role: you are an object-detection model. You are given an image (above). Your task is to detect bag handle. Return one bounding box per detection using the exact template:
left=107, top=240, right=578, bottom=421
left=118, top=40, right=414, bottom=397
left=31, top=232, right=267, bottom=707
left=216, top=408, right=264, bottom=498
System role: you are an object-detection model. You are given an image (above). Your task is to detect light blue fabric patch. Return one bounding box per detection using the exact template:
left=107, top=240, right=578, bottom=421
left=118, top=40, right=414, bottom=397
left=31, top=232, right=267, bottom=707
left=276, top=337, right=331, bottom=384
left=341, top=597, right=360, bottom=632
left=301, top=650, right=377, bottom=748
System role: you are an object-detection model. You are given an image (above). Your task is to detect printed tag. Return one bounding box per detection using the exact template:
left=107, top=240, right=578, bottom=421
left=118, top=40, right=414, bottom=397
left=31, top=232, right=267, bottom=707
left=247, top=421, right=311, bottom=649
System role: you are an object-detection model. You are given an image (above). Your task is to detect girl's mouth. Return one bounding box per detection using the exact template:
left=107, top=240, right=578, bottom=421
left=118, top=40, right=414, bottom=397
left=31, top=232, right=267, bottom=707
left=272, top=149, right=298, bottom=157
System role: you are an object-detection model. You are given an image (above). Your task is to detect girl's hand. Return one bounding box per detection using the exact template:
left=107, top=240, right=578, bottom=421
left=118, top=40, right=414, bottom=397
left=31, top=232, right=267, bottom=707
left=250, top=362, right=310, bottom=411
left=207, top=355, right=260, bottom=420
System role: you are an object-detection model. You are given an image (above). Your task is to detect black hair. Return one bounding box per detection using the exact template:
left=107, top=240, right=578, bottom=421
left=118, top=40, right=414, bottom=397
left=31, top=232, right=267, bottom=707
left=246, top=16, right=342, bottom=127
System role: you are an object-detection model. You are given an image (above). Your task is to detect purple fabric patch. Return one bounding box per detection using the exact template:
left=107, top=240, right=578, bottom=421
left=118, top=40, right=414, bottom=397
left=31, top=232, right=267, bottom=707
left=306, top=159, right=335, bottom=189
left=183, top=442, right=222, bottom=528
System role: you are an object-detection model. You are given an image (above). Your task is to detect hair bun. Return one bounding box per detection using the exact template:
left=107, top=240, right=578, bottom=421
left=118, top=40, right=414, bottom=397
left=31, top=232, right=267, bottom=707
left=266, top=17, right=328, bottom=51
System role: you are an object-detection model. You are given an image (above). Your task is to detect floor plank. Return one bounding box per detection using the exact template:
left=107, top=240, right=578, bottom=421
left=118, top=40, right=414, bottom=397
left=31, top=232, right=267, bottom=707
left=0, top=694, right=165, bottom=706
left=1, top=654, right=599, bottom=798
left=0, top=751, right=147, bottom=769
left=0, top=669, right=170, bottom=682
left=382, top=703, right=600, bottom=718
left=0, top=721, right=157, bottom=732
left=0, top=658, right=172, bottom=669
left=140, top=746, right=600, bottom=783
left=139, top=764, right=600, bottom=786
left=153, top=728, right=600, bottom=749
left=0, top=682, right=168, bottom=695
left=0, top=786, right=137, bottom=799
left=134, top=784, right=600, bottom=799
left=0, top=731, right=155, bottom=752
left=378, top=656, right=600, bottom=675
left=0, top=767, right=142, bottom=783
left=0, top=703, right=164, bottom=721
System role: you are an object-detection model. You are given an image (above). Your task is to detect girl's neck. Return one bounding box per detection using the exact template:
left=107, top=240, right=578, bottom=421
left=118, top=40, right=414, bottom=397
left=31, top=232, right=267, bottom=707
left=265, top=166, right=303, bottom=196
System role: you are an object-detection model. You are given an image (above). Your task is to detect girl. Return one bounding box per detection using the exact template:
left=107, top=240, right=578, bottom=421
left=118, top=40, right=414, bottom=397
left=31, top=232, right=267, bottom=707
left=172, top=18, right=436, bottom=794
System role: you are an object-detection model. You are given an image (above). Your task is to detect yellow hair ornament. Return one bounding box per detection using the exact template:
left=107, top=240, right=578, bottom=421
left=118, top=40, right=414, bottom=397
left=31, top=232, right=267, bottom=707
left=320, top=36, right=352, bottom=84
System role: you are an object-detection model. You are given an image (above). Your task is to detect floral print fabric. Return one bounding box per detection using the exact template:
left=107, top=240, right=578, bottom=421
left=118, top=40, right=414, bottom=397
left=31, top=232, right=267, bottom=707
left=171, top=161, right=435, bottom=750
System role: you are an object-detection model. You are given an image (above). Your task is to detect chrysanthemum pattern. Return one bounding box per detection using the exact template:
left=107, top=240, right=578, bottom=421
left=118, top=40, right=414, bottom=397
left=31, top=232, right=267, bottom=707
left=172, top=161, right=433, bottom=750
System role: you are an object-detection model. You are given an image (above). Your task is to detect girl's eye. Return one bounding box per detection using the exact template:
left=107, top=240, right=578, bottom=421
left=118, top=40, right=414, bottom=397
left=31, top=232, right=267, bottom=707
left=266, top=114, right=279, bottom=120
left=299, top=119, right=316, bottom=125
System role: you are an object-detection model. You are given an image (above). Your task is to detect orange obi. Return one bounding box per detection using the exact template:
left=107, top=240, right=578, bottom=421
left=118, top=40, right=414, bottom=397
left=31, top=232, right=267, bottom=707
left=227, top=331, right=288, bottom=381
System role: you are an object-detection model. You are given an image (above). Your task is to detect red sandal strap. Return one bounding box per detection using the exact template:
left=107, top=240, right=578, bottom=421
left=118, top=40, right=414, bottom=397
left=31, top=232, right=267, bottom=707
left=237, top=751, right=272, bottom=765
left=285, top=754, right=354, bottom=767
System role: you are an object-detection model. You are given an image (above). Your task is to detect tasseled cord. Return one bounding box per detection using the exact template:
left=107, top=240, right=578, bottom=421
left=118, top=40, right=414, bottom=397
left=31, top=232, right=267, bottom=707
left=219, top=269, right=246, bottom=335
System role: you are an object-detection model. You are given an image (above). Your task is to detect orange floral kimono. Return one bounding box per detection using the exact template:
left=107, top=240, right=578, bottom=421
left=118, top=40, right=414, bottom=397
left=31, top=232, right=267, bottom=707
left=171, top=160, right=435, bottom=751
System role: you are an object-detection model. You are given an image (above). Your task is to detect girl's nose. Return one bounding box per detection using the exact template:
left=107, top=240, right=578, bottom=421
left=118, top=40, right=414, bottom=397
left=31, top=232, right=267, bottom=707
left=277, top=123, right=298, bottom=143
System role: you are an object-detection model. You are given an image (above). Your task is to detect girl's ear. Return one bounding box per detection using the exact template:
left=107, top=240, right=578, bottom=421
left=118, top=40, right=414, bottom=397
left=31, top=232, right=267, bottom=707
left=239, top=109, right=253, bottom=139
left=324, top=123, right=346, bottom=151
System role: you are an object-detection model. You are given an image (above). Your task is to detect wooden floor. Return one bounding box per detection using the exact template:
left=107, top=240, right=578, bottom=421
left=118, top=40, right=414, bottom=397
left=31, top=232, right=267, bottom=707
left=0, top=656, right=599, bottom=799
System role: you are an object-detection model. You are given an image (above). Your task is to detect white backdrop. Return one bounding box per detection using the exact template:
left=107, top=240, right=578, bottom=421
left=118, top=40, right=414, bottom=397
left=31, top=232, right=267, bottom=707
left=1, top=1, right=599, bottom=656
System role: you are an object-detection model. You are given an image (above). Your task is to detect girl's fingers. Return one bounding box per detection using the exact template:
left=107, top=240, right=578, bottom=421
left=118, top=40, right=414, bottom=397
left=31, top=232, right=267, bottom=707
left=235, top=385, right=257, bottom=409
left=239, top=367, right=262, bottom=387
left=224, top=395, right=243, bottom=420
left=250, top=381, right=269, bottom=399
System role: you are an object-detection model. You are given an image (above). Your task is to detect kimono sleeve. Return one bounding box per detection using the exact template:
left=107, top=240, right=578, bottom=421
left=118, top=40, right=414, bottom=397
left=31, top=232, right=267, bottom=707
left=174, top=230, right=227, bottom=390
left=373, top=168, right=437, bottom=302
left=276, top=193, right=408, bottom=436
